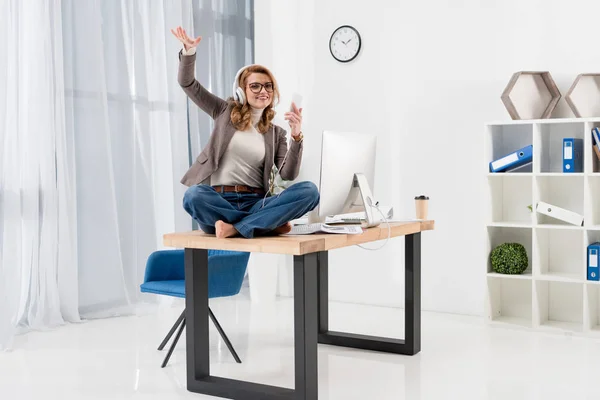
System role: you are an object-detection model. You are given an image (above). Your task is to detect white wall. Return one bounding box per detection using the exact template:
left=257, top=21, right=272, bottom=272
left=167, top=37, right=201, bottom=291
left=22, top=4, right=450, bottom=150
left=254, top=0, right=600, bottom=316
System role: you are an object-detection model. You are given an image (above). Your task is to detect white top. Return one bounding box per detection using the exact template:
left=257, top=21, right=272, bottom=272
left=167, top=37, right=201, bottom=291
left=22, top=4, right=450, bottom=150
left=210, top=108, right=266, bottom=188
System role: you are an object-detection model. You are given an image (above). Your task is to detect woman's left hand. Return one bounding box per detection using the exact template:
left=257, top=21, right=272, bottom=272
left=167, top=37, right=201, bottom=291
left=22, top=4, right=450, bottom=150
left=284, top=102, right=303, bottom=138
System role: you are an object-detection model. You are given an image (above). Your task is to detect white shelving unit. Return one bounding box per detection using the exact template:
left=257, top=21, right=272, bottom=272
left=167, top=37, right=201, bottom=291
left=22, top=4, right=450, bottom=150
left=484, top=117, right=600, bottom=336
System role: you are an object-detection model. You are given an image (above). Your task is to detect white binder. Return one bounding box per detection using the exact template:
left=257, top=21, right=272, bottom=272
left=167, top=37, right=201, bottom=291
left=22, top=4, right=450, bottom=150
left=536, top=201, right=584, bottom=226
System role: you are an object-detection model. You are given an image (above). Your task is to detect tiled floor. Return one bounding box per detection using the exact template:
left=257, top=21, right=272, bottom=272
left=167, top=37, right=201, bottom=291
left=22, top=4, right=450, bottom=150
left=1, top=289, right=600, bottom=400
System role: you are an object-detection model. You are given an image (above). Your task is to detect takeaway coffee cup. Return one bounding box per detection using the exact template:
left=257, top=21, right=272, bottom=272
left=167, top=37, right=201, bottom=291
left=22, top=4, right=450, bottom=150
left=415, top=195, right=429, bottom=220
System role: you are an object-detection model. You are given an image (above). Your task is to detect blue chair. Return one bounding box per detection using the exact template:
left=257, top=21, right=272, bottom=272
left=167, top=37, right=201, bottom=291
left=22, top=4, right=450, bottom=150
left=141, top=249, right=250, bottom=368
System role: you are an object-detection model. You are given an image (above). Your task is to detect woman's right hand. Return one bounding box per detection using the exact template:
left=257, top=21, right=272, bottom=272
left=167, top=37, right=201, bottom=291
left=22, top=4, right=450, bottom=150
left=171, top=26, right=201, bottom=51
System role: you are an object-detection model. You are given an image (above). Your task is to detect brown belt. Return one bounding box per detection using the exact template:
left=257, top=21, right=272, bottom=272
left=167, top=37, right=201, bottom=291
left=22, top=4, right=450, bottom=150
left=212, top=185, right=265, bottom=195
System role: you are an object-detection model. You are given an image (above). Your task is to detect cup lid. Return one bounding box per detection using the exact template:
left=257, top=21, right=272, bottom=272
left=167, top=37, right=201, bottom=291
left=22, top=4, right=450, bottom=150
left=415, top=195, right=429, bottom=200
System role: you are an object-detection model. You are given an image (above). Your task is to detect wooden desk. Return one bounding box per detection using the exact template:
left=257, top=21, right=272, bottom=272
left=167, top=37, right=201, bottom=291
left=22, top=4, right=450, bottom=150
left=164, top=220, right=434, bottom=400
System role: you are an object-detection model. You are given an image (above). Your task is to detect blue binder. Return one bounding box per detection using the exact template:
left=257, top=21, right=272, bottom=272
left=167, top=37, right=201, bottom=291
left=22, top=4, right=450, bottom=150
left=593, top=127, right=600, bottom=154
left=588, top=242, right=600, bottom=281
left=489, top=144, right=533, bottom=173
left=563, top=138, right=583, bottom=173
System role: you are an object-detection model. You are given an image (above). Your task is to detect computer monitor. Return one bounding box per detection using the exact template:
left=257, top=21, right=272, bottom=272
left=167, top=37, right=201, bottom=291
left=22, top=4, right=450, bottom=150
left=309, top=130, right=380, bottom=227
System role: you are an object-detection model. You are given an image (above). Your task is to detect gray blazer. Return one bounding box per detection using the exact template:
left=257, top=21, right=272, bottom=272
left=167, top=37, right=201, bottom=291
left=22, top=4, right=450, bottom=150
left=177, top=51, right=303, bottom=192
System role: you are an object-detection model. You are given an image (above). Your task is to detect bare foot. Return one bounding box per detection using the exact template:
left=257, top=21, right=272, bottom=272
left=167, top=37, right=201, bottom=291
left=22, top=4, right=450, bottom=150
left=273, top=222, right=292, bottom=235
left=215, top=220, right=239, bottom=238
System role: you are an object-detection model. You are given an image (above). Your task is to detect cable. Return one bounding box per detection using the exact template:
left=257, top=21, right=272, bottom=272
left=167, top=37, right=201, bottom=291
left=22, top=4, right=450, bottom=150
left=355, top=201, right=391, bottom=251
left=260, top=125, right=278, bottom=208
left=261, top=124, right=292, bottom=208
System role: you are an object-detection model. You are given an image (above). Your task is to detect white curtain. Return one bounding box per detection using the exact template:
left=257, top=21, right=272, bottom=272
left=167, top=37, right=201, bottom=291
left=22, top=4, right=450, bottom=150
left=61, top=0, right=192, bottom=319
left=0, top=0, right=79, bottom=349
left=0, top=0, right=254, bottom=350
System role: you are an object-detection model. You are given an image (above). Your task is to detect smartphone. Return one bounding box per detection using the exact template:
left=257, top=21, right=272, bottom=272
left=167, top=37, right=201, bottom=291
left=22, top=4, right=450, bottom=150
left=290, top=93, right=303, bottom=112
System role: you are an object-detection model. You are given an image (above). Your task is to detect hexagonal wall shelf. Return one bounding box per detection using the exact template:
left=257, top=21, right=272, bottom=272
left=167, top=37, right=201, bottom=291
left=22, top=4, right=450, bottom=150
left=565, top=73, right=600, bottom=117
left=501, top=71, right=561, bottom=120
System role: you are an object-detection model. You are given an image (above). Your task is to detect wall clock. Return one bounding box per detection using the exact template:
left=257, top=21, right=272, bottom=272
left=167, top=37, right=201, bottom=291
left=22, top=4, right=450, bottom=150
left=329, top=25, right=361, bottom=63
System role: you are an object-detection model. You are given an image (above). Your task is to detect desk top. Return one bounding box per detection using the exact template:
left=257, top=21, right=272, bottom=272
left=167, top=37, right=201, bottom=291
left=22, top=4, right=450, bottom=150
left=163, top=220, right=434, bottom=256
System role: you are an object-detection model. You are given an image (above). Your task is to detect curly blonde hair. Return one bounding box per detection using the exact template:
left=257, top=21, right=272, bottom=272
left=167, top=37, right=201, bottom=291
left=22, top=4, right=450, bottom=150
left=230, top=65, right=280, bottom=134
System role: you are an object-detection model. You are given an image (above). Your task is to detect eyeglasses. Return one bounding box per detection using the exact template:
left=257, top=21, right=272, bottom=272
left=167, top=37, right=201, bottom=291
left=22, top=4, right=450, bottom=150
left=247, top=82, right=274, bottom=93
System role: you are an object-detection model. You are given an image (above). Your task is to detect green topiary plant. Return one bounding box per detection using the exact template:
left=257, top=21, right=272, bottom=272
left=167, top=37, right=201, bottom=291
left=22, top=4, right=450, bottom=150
left=490, top=242, right=528, bottom=274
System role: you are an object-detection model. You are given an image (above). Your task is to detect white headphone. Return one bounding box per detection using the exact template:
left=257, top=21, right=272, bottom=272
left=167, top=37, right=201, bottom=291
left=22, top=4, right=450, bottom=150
left=232, top=64, right=279, bottom=105
left=232, top=64, right=256, bottom=104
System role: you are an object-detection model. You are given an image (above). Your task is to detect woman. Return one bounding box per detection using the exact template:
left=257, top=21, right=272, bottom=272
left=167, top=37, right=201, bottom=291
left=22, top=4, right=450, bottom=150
left=171, top=26, right=319, bottom=239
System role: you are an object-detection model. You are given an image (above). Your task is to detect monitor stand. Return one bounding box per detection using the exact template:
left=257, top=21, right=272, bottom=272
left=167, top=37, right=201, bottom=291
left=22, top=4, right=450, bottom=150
left=307, top=173, right=382, bottom=228
left=352, top=173, right=381, bottom=228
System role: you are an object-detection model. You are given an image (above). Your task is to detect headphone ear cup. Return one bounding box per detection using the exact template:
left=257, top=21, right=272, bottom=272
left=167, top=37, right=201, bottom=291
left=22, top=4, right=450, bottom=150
left=235, top=87, right=246, bottom=104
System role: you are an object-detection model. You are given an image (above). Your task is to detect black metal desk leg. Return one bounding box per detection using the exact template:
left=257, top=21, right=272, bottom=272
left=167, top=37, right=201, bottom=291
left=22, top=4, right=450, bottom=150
left=184, top=248, right=210, bottom=383
left=317, top=233, right=422, bottom=356
left=294, top=253, right=319, bottom=400
left=182, top=247, right=317, bottom=400
left=404, top=232, right=421, bottom=355
left=317, top=251, right=329, bottom=334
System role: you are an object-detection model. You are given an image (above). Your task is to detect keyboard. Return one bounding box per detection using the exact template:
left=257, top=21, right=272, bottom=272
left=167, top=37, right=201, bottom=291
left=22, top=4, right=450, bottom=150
left=288, top=223, right=323, bottom=235
left=336, top=217, right=364, bottom=224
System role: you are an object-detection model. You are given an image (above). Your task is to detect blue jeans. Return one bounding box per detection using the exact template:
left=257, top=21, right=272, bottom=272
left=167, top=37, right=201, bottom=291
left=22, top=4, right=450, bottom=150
left=182, top=181, right=320, bottom=238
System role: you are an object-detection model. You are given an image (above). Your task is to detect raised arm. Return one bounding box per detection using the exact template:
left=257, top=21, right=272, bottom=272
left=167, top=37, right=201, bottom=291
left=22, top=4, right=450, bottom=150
left=172, top=26, right=228, bottom=119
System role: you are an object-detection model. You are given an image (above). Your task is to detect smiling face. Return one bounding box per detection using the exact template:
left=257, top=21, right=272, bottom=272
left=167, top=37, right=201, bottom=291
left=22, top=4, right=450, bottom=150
left=245, top=72, right=273, bottom=109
